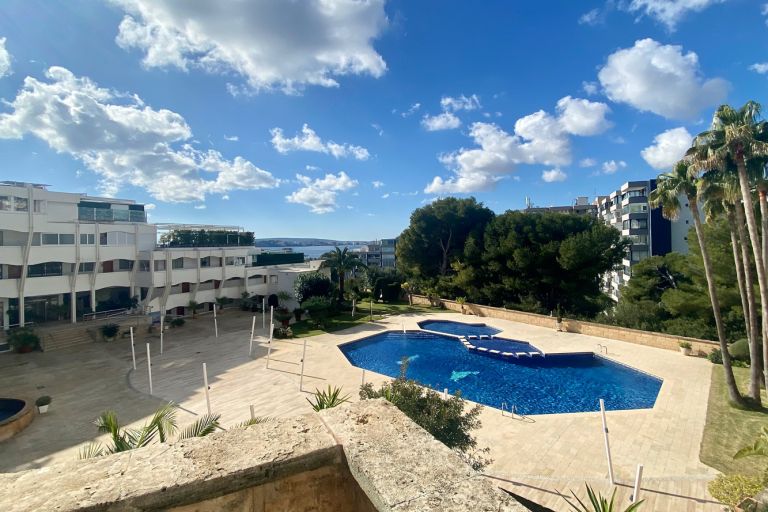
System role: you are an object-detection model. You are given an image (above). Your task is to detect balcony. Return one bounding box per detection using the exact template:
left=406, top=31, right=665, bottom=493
left=78, top=207, right=146, bottom=223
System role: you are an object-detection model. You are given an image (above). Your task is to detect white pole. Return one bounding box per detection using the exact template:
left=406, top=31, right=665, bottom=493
left=443, top=388, right=448, bottom=399
left=250, top=404, right=255, bottom=421
left=631, top=464, right=644, bottom=502
left=269, top=322, right=274, bottom=343
left=370, top=299, right=373, bottom=320
left=213, top=304, right=218, bottom=338
left=402, top=322, right=406, bottom=333
left=146, top=343, right=153, bottom=396
left=130, top=327, right=136, bottom=370
left=160, top=316, right=164, bottom=354
left=262, top=298, right=266, bottom=329
left=352, top=299, right=356, bottom=318
left=599, top=399, right=615, bottom=485
left=299, top=338, right=307, bottom=391
left=249, top=315, right=256, bottom=356
left=203, top=362, right=211, bottom=415
left=361, top=368, right=366, bottom=385
left=270, top=305, right=274, bottom=328
left=266, top=335, right=273, bottom=368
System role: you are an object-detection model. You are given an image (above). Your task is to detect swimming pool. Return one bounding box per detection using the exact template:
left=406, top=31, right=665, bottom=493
left=418, top=319, right=501, bottom=337
left=340, top=331, right=662, bottom=415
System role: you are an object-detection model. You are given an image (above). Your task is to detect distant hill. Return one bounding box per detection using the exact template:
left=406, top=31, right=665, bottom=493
left=253, top=238, right=370, bottom=247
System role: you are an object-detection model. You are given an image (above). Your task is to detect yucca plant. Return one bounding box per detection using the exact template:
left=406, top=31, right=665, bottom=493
left=78, top=403, right=220, bottom=459
left=307, top=386, right=350, bottom=411
left=566, top=485, right=643, bottom=512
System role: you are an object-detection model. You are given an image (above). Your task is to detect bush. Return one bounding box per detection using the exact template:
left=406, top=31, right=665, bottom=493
left=7, top=328, right=40, bottom=353
left=729, top=339, right=753, bottom=363
left=359, top=360, right=491, bottom=471
left=708, top=348, right=723, bottom=365
left=273, top=326, right=293, bottom=339
left=100, top=323, right=120, bottom=340
left=707, top=474, right=764, bottom=510
left=274, top=307, right=293, bottom=327
left=679, top=341, right=692, bottom=349
left=373, top=277, right=402, bottom=303
left=294, top=271, right=333, bottom=304
left=170, top=317, right=185, bottom=327
left=302, top=297, right=332, bottom=327
left=35, top=396, right=51, bottom=407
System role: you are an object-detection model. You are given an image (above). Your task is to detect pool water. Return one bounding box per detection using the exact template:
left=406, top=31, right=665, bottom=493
left=340, top=332, right=662, bottom=415
left=418, top=320, right=500, bottom=337
left=0, top=399, right=25, bottom=422
left=467, top=337, right=540, bottom=353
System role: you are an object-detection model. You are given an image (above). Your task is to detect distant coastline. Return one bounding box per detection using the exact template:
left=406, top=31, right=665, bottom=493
left=254, top=238, right=370, bottom=248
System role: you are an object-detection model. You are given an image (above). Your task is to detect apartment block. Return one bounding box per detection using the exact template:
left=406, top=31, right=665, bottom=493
left=357, top=238, right=397, bottom=268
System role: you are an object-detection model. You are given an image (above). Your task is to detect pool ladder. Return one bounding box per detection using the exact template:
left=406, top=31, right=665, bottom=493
left=501, top=402, right=517, bottom=417
left=596, top=344, right=608, bottom=355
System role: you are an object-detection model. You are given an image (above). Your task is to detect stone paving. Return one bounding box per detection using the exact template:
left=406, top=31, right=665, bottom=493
left=0, top=310, right=722, bottom=510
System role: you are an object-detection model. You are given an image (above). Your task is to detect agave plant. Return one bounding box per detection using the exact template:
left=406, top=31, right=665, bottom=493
left=307, top=386, right=350, bottom=411
left=566, top=485, right=643, bottom=512
left=79, top=403, right=220, bottom=459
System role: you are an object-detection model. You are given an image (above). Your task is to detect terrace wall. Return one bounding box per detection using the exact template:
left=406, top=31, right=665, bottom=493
left=412, top=295, right=718, bottom=356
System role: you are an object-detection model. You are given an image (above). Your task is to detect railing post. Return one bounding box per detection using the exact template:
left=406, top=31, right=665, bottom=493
left=146, top=343, right=153, bottom=396
left=600, top=399, right=615, bottom=485
left=130, top=327, right=136, bottom=370
left=203, top=363, right=211, bottom=415
left=631, top=464, right=643, bottom=502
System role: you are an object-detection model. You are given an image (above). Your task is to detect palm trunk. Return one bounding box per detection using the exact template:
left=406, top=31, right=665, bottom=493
left=339, top=271, right=345, bottom=299
left=761, top=190, right=768, bottom=277
left=736, top=157, right=768, bottom=397
left=731, top=207, right=762, bottom=401
left=690, top=197, right=745, bottom=405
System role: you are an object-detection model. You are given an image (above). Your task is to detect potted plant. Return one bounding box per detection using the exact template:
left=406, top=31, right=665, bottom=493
left=679, top=341, right=692, bottom=356
left=293, top=308, right=304, bottom=322
left=100, top=323, right=120, bottom=342
left=35, top=395, right=51, bottom=414
left=555, top=305, right=563, bottom=332
left=456, top=296, right=467, bottom=314
left=8, top=328, right=40, bottom=353
left=274, top=307, right=293, bottom=328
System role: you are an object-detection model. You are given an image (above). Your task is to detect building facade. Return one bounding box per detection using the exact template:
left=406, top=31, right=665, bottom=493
left=522, top=196, right=598, bottom=216
left=0, top=183, right=316, bottom=337
left=357, top=238, right=397, bottom=268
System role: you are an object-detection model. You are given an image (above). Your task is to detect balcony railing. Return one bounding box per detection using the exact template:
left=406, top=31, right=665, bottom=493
left=78, top=207, right=146, bottom=223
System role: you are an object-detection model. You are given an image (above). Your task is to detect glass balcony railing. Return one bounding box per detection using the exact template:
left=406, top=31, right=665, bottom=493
left=78, top=207, right=146, bottom=223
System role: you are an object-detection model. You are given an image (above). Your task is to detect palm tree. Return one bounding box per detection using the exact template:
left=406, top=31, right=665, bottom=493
left=79, top=403, right=220, bottom=459
left=320, top=247, right=367, bottom=298
left=690, top=101, right=768, bottom=395
left=649, top=161, right=745, bottom=405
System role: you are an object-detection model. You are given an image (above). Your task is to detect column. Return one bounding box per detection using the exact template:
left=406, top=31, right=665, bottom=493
left=70, top=290, right=77, bottom=324
left=2, top=300, right=8, bottom=331
left=18, top=293, right=25, bottom=327
left=90, top=287, right=96, bottom=313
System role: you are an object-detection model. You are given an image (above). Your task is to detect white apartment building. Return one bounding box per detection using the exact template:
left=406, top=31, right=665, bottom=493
left=0, top=182, right=316, bottom=333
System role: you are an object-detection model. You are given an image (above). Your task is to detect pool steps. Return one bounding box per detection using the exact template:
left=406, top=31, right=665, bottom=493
left=457, top=335, right=542, bottom=358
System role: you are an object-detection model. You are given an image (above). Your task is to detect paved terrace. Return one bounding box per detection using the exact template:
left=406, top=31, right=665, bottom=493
left=0, top=310, right=720, bottom=510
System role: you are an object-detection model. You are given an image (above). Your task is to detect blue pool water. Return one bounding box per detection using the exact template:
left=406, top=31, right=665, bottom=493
left=340, top=332, right=662, bottom=415
left=418, top=319, right=501, bottom=337
left=468, top=337, right=540, bottom=353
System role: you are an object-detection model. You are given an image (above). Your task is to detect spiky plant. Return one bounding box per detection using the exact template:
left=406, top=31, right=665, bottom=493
left=307, top=386, right=350, bottom=411
left=566, top=485, right=644, bottom=512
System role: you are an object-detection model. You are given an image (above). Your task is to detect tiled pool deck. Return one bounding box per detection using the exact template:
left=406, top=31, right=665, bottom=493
left=0, top=311, right=721, bottom=510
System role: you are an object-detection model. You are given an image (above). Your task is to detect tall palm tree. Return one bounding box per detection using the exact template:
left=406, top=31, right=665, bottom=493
left=320, top=247, right=367, bottom=298
left=690, top=101, right=768, bottom=395
left=649, top=161, right=745, bottom=405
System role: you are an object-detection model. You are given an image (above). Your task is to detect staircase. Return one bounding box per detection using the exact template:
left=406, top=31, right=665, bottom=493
left=38, top=325, right=97, bottom=352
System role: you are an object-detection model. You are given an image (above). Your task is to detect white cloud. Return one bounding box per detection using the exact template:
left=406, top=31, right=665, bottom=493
left=582, top=81, right=599, bottom=95
left=601, top=160, right=627, bottom=174
left=425, top=96, right=611, bottom=193
left=579, top=158, right=597, bottom=168
left=371, top=123, right=384, bottom=136
left=381, top=193, right=390, bottom=198
left=221, top=194, right=229, bottom=200
left=270, top=124, right=369, bottom=160
left=223, top=134, right=239, bottom=142
left=372, top=180, right=384, bottom=188
left=0, top=66, right=279, bottom=202
left=112, top=0, right=388, bottom=94
left=556, top=96, right=612, bottom=136
left=598, top=38, right=728, bottom=120
left=0, top=37, right=11, bottom=78
left=399, top=102, right=421, bottom=117
left=579, top=8, right=602, bottom=25
left=193, top=204, right=206, bottom=209
left=421, top=112, right=461, bottom=131
left=286, top=171, right=358, bottom=213
left=641, top=126, right=693, bottom=170
left=750, top=62, right=768, bottom=74
left=440, top=94, right=481, bottom=112
left=542, top=168, right=567, bottom=182
left=625, top=0, right=727, bottom=30
left=144, top=203, right=156, bottom=210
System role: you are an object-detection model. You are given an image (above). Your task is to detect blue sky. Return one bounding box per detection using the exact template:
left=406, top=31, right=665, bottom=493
left=0, top=0, right=766, bottom=239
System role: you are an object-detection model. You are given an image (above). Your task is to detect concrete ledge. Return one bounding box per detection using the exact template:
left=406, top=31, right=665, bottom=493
left=0, top=400, right=523, bottom=511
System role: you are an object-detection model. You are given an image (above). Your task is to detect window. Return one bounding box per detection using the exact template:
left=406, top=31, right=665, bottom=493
left=107, top=232, right=119, bottom=245
left=30, top=233, right=40, bottom=246
left=629, top=234, right=648, bottom=245
left=269, top=275, right=278, bottom=284
left=200, top=256, right=210, bottom=268
left=100, top=232, right=108, bottom=246
left=79, top=262, right=95, bottom=273
left=225, top=256, right=235, bottom=266
left=172, top=258, right=184, bottom=269
left=42, top=233, right=59, bottom=245
left=0, top=196, right=10, bottom=211
left=154, top=260, right=166, bottom=271
left=631, top=250, right=649, bottom=262
left=59, top=234, right=74, bottom=245
left=138, top=260, right=150, bottom=272
left=27, top=262, right=63, bottom=277
left=118, top=259, right=133, bottom=271
left=33, top=200, right=45, bottom=213
left=80, top=233, right=95, bottom=245
left=14, top=197, right=28, bottom=212
left=623, top=219, right=648, bottom=230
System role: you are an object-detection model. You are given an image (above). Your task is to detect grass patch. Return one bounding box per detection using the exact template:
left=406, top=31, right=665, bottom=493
left=700, top=365, right=768, bottom=477
left=290, top=301, right=446, bottom=338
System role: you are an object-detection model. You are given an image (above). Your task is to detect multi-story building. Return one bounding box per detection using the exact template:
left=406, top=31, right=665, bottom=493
left=595, top=180, right=692, bottom=301
left=522, top=196, right=599, bottom=216
left=0, top=183, right=316, bottom=337
left=357, top=238, right=397, bottom=269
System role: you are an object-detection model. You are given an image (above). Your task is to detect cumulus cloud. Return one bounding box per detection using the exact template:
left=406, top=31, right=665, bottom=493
left=0, top=37, right=11, bottom=78
left=421, top=112, right=461, bottom=131
left=440, top=94, right=481, bottom=112
left=270, top=124, right=370, bottom=160
left=750, top=62, right=768, bottom=74
left=598, top=38, right=728, bottom=120
left=625, top=0, right=726, bottom=30
left=111, top=0, right=388, bottom=94
left=286, top=171, right=358, bottom=213
left=542, top=168, right=567, bottom=182
left=425, top=96, right=611, bottom=193
left=579, top=158, right=597, bottom=168
left=0, top=66, right=279, bottom=202
left=601, top=160, right=627, bottom=174
left=641, top=126, right=693, bottom=170
left=582, top=81, right=599, bottom=95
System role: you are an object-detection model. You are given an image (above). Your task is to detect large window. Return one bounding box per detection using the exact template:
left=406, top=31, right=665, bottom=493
left=14, top=197, right=28, bottom=212
left=622, top=218, right=648, bottom=230
left=631, top=250, right=649, bottom=262
left=154, top=260, right=166, bottom=271
left=99, top=231, right=137, bottom=246
left=172, top=258, right=184, bottom=269
left=79, top=262, right=95, bottom=273
left=0, top=196, right=10, bottom=211
left=80, top=233, right=95, bottom=245
left=138, top=260, right=150, bottom=272
left=27, top=262, right=63, bottom=277
left=41, top=233, right=75, bottom=245
left=118, top=259, right=133, bottom=271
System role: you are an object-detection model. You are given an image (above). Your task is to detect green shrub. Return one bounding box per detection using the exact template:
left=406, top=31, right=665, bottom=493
left=294, top=271, right=333, bottom=304
left=707, top=474, right=764, bottom=510
left=679, top=341, right=692, bottom=349
left=100, top=323, right=120, bottom=340
left=7, top=328, right=40, bottom=352
left=708, top=348, right=723, bottom=365
left=273, top=326, right=293, bottom=339
left=729, top=339, right=753, bottom=363
left=302, top=297, right=332, bottom=327
left=170, top=317, right=185, bottom=327
left=35, top=395, right=52, bottom=407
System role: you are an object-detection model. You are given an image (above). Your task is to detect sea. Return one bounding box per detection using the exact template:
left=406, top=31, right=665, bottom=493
left=259, top=245, right=363, bottom=259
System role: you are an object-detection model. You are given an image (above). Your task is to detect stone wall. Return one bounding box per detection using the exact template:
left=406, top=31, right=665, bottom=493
left=413, top=295, right=718, bottom=356
left=0, top=400, right=525, bottom=512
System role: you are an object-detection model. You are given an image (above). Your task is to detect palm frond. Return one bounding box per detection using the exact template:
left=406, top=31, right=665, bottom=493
left=78, top=442, right=105, bottom=460
left=178, top=413, right=222, bottom=440
left=230, top=416, right=271, bottom=429
left=94, top=411, right=121, bottom=437
left=148, top=402, right=178, bottom=443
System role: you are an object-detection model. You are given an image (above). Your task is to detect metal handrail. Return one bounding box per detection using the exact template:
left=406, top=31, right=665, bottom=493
left=82, top=308, right=130, bottom=321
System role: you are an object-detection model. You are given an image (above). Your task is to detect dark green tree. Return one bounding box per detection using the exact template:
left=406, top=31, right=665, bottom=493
left=320, top=247, right=366, bottom=298
left=293, top=271, right=333, bottom=304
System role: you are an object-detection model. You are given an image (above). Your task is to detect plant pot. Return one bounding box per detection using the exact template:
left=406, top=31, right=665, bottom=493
left=556, top=321, right=563, bottom=332
left=680, top=347, right=692, bottom=356
left=37, top=405, right=49, bottom=414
